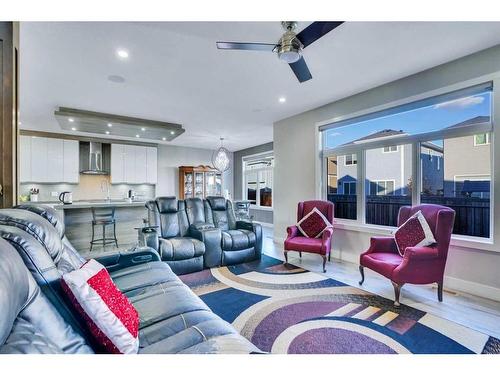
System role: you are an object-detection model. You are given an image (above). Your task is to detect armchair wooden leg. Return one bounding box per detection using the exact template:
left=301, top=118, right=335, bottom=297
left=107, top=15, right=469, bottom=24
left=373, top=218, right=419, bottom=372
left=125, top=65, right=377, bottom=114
left=299, top=251, right=302, bottom=258
left=322, top=255, right=327, bottom=273
left=328, top=252, right=331, bottom=262
left=358, top=266, right=365, bottom=285
left=438, top=281, right=443, bottom=302
left=284, top=250, right=288, bottom=265
left=391, top=281, right=403, bottom=307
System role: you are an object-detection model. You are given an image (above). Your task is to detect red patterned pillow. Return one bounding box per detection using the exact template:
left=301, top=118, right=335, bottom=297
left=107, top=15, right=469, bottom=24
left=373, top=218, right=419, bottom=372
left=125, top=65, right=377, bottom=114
left=297, top=207, right=332, bottom=238
left=393, top=210, right=436, bottom=256
left=61, top=259, right=139, bottom=354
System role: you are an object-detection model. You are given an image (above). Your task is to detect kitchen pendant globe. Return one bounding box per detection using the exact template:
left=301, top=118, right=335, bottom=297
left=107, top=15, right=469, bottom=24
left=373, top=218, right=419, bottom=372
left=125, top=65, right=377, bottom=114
left=212, top=138, right=230, bottom=173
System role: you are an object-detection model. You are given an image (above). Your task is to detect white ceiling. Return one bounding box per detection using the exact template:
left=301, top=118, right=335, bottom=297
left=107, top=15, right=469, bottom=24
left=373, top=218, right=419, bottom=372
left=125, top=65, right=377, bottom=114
left=19, top=21, right=500, bottom=151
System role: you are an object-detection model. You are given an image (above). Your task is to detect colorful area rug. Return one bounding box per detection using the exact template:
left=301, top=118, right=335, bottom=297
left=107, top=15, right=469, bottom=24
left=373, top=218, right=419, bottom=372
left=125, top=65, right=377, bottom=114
left=180, top=255, right=500, bottom=354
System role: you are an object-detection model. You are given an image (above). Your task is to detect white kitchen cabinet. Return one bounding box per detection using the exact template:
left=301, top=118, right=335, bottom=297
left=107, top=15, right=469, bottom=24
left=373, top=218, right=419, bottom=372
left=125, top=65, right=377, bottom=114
left=63, top=140, right=80, bottom=183
left=20, top=136, right=32, bottom=182
left=20, top=136, right=79, bottom=183
left=110, top=144, right=158, bottom=185
left=47, top=138, right=64, bottom=182
left=146, top=147, right=158, bottom=184
left=111, top=144, right=125, bottom=183
left=30, top=137, right=48, bottom=183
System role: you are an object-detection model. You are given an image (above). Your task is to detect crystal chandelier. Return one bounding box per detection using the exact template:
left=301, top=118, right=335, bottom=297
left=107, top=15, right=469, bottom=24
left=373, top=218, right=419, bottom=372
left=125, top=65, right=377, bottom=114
left=212, top=137, right=230, bottom=173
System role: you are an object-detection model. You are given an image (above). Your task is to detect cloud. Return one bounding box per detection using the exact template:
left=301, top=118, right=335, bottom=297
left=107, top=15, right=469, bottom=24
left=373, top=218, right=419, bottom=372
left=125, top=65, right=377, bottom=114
left=434, top=95, right=484, bottom=110
left=328, top=132, right=341, bottom=137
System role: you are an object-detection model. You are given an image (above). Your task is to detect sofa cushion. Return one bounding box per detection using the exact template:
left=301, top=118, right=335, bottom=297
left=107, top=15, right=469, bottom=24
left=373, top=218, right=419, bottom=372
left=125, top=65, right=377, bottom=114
left=206, top=196, right=227, bottom=211
left=156, top=197, right=178, bottom=213
left=394, top=210, right=436, bottom=256
left=221, top=229, right=256, bottom=251
left=159, top=237, right=205, bottom=261
left=360, top=253, right=403, bottom=279
left=284, top=236, right=324, bottom=254
left=61, top=259, right=139, bottom=354
left=297, top=207, right=332, bottom=238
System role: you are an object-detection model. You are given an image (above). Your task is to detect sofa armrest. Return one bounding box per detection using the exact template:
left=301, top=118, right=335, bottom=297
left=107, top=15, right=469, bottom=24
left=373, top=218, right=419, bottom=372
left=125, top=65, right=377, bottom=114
left=89, top=247, right=161, bottom=273
left=189, top=225, right=223, bottom=268
left=237, top=221, right=262, bottom=258
left=403, top=246, right=439, bottom=261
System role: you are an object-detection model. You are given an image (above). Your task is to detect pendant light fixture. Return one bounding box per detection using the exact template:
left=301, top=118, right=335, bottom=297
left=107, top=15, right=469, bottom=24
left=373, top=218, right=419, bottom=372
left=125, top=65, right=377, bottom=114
left=212, top=137, right=230, bottom=173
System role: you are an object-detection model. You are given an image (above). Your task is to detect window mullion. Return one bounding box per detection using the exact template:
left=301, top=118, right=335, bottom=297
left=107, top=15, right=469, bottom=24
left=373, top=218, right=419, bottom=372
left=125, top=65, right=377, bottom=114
left=412, top=141, right=421, bottom=206
left=357, top=149, right=365, bottom=224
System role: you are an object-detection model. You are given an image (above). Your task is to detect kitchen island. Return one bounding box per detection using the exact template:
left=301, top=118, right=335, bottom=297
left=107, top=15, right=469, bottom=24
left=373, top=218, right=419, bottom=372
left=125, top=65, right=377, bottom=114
left=28, top=200, right=151, bottom=254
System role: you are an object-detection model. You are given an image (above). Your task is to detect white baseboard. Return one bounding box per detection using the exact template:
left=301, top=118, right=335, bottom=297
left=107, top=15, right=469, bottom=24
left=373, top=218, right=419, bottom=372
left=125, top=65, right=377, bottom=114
left=443, top=276, right=500, bottom=302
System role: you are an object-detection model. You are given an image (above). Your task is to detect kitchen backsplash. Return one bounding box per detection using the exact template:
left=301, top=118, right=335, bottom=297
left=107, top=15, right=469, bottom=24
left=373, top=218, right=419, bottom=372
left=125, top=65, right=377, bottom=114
left=19, top=174, right=156, bottom=202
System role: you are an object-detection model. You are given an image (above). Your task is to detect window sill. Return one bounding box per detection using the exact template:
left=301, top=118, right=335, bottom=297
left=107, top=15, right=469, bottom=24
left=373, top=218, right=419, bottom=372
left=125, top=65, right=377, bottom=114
left=250, top=205, right=273, bottom=212
left=332, top=220, right=497, bottom=253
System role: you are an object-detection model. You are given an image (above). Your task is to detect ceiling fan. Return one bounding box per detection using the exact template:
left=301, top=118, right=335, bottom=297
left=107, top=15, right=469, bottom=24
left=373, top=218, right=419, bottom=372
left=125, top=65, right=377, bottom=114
left=216, top=21, right=344, bottom=83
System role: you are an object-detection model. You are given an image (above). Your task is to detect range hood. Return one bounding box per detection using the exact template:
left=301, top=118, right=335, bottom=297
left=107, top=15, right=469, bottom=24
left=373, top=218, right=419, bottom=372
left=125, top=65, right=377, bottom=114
left=79, top=142, right=110, bottom=175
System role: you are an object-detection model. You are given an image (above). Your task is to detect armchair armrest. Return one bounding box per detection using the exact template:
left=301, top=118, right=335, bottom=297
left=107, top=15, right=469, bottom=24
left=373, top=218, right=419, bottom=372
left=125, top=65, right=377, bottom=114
left=189, top=224, right=222, bottom=268
left=322, top=226, right=334, bottom=241
left=286, top=225, right=300, bottom=239
left=403, top=246, right=439, bottom=261
left=365, top=236, right=398, bottom=254
left=89, top=247, right=161, bottom=273
left=236, top=221, right=262, bottom=258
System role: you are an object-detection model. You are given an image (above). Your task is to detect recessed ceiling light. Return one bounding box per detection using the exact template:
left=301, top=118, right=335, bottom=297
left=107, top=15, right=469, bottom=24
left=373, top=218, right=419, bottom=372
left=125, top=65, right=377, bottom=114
left=68, top=118, right=75, bottom=122
left=71, top=127, right=76, bottom=131
left=141, top=127, right=146, bottom=131
left=162, top=137, right=166, bottom=141
left=105, top=131, right=110, bottom=135
left=170, top=131, right=175, bottom=135
left=135, top=134, right=140, bottom=138
left=107, top=123, right=112, bottom=127
left=116, top=49, right=129, bottom=59
left=279, top=97, right=286, bottom=103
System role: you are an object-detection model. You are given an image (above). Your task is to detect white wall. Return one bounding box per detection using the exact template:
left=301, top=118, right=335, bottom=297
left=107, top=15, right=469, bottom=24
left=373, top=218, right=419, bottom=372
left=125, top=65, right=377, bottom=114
left=156, top=144, right=233, bottom=198
left=274, top=44, right=500, bottom=301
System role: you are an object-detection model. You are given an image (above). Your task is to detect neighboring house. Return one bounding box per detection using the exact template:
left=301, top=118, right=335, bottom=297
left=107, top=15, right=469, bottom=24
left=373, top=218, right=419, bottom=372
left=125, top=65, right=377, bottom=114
left=328, top=129, right=443, bottom=196
left=443, top=116, right=491, bottom=198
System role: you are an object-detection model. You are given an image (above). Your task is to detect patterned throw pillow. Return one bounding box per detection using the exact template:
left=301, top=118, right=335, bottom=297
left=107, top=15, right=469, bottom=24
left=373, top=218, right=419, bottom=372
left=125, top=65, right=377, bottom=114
left=393, top=210, right=436, bottom=256
left=61, top=259, right=139, bottom=354
left=297, top=207, right=332, bottom=238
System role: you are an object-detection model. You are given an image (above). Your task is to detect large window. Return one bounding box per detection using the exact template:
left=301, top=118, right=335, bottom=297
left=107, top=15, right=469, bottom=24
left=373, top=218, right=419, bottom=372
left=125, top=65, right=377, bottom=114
left=322, top=83, right=492, bottom=238
left=243, top=153, right=273, bottom=208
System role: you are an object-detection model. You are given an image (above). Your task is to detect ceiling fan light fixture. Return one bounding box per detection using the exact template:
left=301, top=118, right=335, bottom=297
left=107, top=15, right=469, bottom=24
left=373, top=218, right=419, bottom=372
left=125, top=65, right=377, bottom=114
left=277, top=29, right=302, bottom=64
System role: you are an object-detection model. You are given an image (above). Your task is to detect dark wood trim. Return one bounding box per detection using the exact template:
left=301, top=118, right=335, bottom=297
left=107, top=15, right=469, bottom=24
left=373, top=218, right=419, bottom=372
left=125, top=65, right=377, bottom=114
left=0, top=22, right=18, bottom=208
left=19, top=129, right=158, bottom=148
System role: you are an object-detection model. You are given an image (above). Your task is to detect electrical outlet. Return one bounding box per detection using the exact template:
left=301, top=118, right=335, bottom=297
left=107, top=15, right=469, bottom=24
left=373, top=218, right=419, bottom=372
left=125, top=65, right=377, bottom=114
left=51, top=191, right=59, bottom=197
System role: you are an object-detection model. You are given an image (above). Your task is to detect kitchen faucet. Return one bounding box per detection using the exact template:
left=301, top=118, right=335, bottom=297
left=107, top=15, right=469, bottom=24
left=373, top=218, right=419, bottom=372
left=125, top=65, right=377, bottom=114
left=101, top=180, right=110, bottom=201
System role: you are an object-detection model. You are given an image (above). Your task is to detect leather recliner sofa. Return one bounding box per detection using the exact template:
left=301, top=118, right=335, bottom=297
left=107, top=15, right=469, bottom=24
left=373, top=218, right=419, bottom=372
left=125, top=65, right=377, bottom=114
left=0, top=206, right=260, bottom=354
left=147, top=197, right=262, bottom=271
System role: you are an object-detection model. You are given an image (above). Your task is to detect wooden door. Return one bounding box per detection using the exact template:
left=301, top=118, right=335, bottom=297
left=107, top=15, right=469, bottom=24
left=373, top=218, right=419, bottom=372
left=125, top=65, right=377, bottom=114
left=0, top=22, right=18, bottom=208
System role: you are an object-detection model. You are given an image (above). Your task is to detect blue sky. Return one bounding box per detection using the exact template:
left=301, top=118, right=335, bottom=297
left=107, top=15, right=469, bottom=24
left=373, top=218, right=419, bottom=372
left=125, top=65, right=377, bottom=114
left=326, top=91, right=491, bottom=149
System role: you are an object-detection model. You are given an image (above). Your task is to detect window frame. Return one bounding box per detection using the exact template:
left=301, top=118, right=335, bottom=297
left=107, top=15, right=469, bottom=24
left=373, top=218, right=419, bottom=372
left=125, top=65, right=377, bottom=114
left=344, top=153, right=357, bottom=166
left=474, top=133, right=491, bottom=146
left=369, top=179, right=396, bottom=196
left=343, top=181, right=357, bottom=195
left=320, top=83, right=494, bottom=241
left=242, top=151, right=274, bottom=210
left=382, top=145, right=399, bottom=153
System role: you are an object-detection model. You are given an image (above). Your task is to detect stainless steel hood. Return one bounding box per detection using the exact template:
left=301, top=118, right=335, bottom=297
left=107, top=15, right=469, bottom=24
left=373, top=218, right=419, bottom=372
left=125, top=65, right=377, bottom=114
left=79, top=142, right=110, bottom=175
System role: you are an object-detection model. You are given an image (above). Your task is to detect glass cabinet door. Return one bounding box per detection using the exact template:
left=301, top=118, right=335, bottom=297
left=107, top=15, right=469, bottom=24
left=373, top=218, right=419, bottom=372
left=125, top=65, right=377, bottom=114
left=184, top=172, right=193, bottom=198
left=194, top=172, right=204, bottom=198
left=205, top=171, right=222, bottom=197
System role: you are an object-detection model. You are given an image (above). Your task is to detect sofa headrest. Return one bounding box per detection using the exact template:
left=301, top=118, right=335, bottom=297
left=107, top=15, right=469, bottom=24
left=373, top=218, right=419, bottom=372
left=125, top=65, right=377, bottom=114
left=156, top=197, right=178, bottom=213
left=15, top=204, right=65, bottom=239
left=207, top=196, right=227, bottom=211
left=0, top=209, right=64, bottom=263
left=0, top=237, right=30, bottom=346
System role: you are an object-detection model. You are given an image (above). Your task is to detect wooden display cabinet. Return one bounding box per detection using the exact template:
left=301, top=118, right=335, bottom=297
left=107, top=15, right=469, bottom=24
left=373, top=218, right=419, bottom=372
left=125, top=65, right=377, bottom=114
left=178, top=165, right=223, bottom=199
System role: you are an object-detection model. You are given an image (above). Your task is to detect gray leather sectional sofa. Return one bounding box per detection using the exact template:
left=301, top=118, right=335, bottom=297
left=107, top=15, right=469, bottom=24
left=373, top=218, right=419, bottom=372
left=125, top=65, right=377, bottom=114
left=146, top=196, right=262, bottom=275
left=0, top=205, right=260, bottom=354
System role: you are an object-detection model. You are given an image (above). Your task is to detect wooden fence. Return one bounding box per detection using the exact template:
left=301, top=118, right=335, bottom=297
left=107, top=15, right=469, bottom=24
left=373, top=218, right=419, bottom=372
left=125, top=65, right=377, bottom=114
left=327, top=194, right=490, bottom=238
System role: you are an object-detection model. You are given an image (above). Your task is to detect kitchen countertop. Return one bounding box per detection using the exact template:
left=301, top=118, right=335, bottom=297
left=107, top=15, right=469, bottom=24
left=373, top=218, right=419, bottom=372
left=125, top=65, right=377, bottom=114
left=21, top=200, right=149, bottom=210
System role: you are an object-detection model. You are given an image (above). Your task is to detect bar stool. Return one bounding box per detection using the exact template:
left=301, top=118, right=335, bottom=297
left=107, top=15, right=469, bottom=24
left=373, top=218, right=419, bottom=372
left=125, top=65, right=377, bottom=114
left=90, top=207, right=118, bottom=251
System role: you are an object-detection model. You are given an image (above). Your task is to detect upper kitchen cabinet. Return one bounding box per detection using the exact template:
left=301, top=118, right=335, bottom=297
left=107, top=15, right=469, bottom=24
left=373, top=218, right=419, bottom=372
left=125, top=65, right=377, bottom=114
left=20, top=136, right=79, bottom=183
left=111, top=143, right=157, bottom=184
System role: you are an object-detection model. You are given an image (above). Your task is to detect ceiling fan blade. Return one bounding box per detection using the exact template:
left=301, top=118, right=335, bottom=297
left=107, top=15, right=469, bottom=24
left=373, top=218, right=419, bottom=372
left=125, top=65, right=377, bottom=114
left=289, top=57, right=312, bottom=83
left=216, top=42, right=277, bottom=52
left=296, top=21, right=344, bottom=48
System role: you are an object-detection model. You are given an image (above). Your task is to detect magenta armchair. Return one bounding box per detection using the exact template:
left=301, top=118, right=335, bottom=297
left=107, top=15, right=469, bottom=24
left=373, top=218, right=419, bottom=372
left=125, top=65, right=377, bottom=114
left=284, top=200, right=334, bottom=272
left=359, top=204, right=455, bottom=306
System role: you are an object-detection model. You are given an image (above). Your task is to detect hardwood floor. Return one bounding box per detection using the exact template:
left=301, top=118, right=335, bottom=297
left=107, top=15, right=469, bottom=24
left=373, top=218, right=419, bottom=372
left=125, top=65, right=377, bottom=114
left=261, top=227, right=500, bottom=339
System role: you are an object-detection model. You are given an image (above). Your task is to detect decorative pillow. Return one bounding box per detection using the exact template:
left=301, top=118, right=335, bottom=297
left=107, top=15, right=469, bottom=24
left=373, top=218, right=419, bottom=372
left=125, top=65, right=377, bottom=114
left=393, top=210, right=436, bottom=256
left=61, top=259, right=139, bottom=354
left=297, top=207, right=332, bottom=238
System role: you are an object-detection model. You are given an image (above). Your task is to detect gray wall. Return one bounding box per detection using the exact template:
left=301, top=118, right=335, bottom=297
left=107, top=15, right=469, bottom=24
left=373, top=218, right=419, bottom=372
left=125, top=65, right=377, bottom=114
left=156, top=144, right=233, bottom=198
left=274, top=44, right=500, bottom=300
left=233, top=142, right=274, bottom=224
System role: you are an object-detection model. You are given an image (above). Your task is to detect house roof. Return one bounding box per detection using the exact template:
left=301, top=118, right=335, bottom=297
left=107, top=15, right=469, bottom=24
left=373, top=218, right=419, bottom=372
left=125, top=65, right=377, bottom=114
left=342, top=129, right=406, bottom=146
left=445, top=115, right=490, bottom=129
